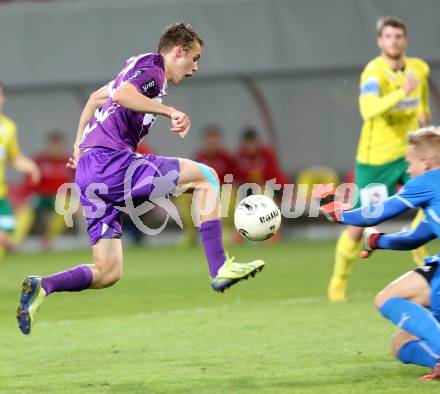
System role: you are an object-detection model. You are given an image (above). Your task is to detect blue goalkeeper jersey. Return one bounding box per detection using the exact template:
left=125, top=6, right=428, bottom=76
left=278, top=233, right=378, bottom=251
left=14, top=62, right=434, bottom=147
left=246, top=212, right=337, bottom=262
left=397, top=169, right=440, bottom=237
left=341, top=168, right=440, bottom=263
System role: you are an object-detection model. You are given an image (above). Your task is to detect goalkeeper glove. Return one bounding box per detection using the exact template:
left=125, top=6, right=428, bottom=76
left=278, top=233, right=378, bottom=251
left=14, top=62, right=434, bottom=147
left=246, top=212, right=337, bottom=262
left=360, top=227, right=383, bottom=258
left=314, top=185, right=351, bottom=222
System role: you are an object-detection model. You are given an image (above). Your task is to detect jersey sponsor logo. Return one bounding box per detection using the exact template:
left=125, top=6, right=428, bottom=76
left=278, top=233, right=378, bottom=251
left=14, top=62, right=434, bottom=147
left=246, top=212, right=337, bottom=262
left=394, top=97, right=420, bottom=110
left=142, top=80, right=156, bottom=93
left=129, top=69, right=143, bottom=81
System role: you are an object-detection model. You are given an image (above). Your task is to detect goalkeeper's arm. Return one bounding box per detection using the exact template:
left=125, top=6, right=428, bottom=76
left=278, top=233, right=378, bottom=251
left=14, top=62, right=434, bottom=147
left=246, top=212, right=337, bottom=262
left=339, top=196, right=410, bottom=227
left=363, top=219, right=436, bottom=256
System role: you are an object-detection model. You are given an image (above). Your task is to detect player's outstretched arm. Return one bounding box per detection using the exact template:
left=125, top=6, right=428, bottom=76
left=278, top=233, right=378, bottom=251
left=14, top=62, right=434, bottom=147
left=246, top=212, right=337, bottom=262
left=112, top=83, right=190, bottom=137
left=317, top=187, right=410, bottom=227
left=340, top=196, right=410, bottom=227
left=377, top=219, right=435, bottom=250
left=361, top=219, right=435, bottom=259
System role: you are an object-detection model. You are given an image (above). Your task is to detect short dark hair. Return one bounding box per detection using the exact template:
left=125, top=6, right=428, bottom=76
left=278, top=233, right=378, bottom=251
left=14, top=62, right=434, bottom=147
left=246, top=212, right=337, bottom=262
left=376, top=16, right=407, bottom=36
left=158, top=22, right=204, bottom=54
left=0, top=82, right=6, bottom=96
left=47, top=130, right=65, bottom=143
left=242, top=127, right=259, bottom=141
left=203, top=125, right=222, bottom=137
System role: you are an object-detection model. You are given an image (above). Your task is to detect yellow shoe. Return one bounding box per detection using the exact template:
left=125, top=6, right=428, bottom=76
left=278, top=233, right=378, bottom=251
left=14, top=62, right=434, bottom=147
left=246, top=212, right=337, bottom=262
left=328, top=276, right=347, bottom=302
left=16, top=276, right=46, bottom=334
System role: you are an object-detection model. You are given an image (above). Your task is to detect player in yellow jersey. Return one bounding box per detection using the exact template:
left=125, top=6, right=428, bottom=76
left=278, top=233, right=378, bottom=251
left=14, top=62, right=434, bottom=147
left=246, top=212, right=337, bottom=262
left=0, top=83, right=40, bottom=258
left=328, top=17, right=431, bottom=302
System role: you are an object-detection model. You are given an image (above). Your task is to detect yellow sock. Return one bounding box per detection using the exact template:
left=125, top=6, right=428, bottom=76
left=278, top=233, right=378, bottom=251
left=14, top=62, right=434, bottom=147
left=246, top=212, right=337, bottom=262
left=46, top=212, right=67, bottom=240
left=411, top=210, right=429, bottom=266
left=328, top=229, right=362, bottom=302
left=11, top=205, right=35, bottom=246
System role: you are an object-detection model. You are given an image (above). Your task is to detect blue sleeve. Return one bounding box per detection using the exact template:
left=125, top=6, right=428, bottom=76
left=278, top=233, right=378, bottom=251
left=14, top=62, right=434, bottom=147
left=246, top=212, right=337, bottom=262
left=397, top=174, right=434, bottom=209
left=340, top=195, right=409, bottom=227
left=377, top=219, right=436, bottom=250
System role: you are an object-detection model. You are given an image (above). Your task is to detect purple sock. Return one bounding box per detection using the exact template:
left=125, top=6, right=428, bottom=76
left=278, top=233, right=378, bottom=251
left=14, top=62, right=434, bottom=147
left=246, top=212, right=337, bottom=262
left=199, top=219, right=226, bottom=278
left=41, top=265, right=93, bottom=296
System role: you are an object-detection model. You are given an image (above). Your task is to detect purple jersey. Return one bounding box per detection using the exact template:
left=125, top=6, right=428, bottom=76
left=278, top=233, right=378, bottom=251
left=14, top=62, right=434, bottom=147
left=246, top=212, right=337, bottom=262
left=80, top=53, right=167, bottom=152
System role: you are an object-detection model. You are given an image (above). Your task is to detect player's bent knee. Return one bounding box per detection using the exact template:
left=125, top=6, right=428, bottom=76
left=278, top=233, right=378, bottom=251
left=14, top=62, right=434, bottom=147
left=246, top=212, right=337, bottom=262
left=374, top=291, right=388, bottom=310
left=195, top=162, right=220, bottom=195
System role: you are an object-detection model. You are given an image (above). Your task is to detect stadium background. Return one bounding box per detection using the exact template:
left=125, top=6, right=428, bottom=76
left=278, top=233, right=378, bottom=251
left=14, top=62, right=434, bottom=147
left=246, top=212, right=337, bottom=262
left=2, top=1, right=440, bottom=393
left=1, top=0, right=440, bottom=175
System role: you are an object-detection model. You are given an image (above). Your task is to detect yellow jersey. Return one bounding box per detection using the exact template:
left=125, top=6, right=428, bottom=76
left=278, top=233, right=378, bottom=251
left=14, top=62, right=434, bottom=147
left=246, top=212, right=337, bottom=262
left=0, top=114, right=20, bottom=198
left=356, top=56, right=430, bottom=165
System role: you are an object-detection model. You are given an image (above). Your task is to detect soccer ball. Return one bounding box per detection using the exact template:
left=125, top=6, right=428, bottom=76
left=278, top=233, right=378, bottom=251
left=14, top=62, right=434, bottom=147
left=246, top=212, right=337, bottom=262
left=234, top=195, right=281, bottom=241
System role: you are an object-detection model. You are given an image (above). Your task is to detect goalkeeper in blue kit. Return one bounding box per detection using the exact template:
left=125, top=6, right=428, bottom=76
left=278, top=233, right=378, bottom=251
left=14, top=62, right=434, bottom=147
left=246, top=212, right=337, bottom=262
left=320, top=126, right=440, bottom=381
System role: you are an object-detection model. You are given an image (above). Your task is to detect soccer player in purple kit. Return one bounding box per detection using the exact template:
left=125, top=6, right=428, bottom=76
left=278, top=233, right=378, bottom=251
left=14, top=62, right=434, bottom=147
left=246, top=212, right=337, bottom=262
left=16, top=22, right=265, bottom=335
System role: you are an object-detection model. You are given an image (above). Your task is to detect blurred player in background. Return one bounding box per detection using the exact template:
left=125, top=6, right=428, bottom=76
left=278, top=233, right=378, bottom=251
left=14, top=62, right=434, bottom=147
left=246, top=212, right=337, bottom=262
left=12, top=131, right=73, bottom=250
left=236, top=127, right=288, bottom=190
left=17, top=22, right=265, bottom=335
left=178, top=125, right=236, bottom=246
left=320, top=127, right=440, bottom=381
left=0, top=82, right=40, bottom=258
left=235, top=128, right=288, bottom=243
left=328, top=16, right=432, bottom=302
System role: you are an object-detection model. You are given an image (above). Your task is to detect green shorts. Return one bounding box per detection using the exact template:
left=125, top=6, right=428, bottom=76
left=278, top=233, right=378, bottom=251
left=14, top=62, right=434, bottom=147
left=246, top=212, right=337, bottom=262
left=0, top=197, right=15, bottom=232
left=32, top=195, right=56, bottom=211
left=354, top=157, right=410, bottom=208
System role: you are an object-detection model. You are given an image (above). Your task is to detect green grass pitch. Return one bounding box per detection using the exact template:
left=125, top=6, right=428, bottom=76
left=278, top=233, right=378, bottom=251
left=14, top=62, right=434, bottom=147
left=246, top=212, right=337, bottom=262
left=1, top=240, right=439, bottom=393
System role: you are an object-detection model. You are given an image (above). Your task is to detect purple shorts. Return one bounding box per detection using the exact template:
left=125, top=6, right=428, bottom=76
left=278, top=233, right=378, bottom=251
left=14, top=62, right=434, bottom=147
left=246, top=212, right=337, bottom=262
left=75, top=147, right=180, bottom=245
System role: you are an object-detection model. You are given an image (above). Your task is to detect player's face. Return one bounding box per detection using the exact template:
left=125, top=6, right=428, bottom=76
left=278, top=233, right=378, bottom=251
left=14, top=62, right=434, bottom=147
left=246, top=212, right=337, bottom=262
left=171, top=41, right=202, bottom=85
left=377, top=26, right=407, bottom=60
left=204, top=132, right=221, bottom=153
left=48, top=139, right=66, bottom=158
left=406, top=145, right=427, bottom=177
left=242, top=139, right=260, bottom=157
